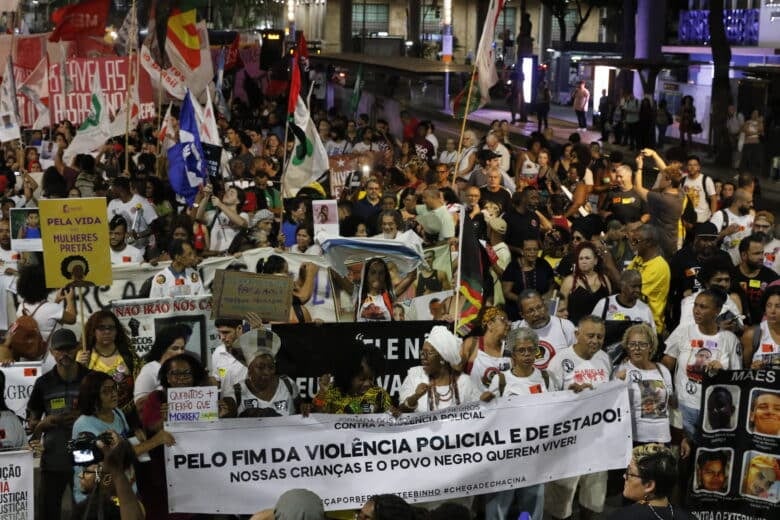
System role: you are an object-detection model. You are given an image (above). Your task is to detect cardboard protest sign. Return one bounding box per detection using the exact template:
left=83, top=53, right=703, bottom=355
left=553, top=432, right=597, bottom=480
left=38, top=198, right=111, bottom=288
left=211, top=269, right=292, bottom=322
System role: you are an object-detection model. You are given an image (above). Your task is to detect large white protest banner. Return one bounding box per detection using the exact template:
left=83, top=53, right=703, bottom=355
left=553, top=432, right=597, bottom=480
left=166, top=381, right=632, bottom=514
left=70, top=248, right=336, bottom=328
left=0, top=450, right=34, bottom=518
left=0, top=361, right=43, bottom=419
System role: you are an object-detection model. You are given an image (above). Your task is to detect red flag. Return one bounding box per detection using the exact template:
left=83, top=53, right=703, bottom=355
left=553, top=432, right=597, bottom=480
left=296, top=32, right=309, bottom=60
left=287, top=56, right=300, bottom=115
left=49, top=0, right=110, bottom=42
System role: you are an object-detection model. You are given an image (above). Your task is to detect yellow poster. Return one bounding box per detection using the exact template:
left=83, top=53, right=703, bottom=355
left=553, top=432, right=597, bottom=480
left=39, top=198, right=112, bottom=288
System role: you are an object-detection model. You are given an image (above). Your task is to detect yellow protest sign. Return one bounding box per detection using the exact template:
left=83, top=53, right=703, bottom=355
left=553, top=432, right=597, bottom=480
left=39, top=198, right=112, bottom=288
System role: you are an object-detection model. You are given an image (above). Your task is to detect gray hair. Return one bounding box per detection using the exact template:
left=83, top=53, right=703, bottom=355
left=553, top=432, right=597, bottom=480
left=508, top=326, right=539, bottom=348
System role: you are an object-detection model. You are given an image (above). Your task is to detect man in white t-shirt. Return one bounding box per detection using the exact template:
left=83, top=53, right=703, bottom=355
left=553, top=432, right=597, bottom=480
left=106, top=177, right=158, bottom=252
left=591, top=269, right=656, bottom=332
left=513, top=289, right=576, bottom=370
left=662, top=289, right=741, bottom=439
left=545, top=315, right=612, bottom=520
left=108, top=215, right=144, bottom=265
left=148, top=240, right=203, bottom=298
left=682, top=155, right=717, bottom=223
left=710, top=188, right=754, bottom=265
left=211, top=318, right=248, bottom=392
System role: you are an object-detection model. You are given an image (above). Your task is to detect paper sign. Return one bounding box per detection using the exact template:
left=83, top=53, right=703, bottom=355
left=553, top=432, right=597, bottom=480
left=38, top=197, right=112, bottom=288
left=0, top=361, right=43, bottom=419
left=312, top=200, right=339, bottom=237
left=167, top=386, right=219, bottom=423
left=10, top=207, right=42, bottom=252
left=0, top=450, right=34, bottom=515
left=211, top=269, right=292, bottom=322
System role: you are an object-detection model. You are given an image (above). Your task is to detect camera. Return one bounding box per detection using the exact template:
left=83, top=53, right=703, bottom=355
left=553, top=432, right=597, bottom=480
left=68, top=432, right=114, bottom=466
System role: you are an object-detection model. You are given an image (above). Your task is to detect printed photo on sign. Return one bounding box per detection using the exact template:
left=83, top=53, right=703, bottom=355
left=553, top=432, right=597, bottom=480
left=10, top=208, right=42, bottom=252
left=410, top=290, right=454, bottom=321
left=638, top=379, right=669, bottom=419
left=740, top=450, right=780, bottom=503
left=413, top=245, right=453, bottom=298
left=685, top=341, right=716, bottom=383
left=702, top=384, right=739, bottom=433
left=331, top=257, right=410, bottom=323
left=747, top=388, right=780, bottom=438
left=312, top=200, right=338, bottom=237
left=694, top=448, right=732, bottom=496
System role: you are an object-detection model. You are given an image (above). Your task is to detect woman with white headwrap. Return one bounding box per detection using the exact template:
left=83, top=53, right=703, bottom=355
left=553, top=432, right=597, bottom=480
left=399, top=325, right=481, bottom=412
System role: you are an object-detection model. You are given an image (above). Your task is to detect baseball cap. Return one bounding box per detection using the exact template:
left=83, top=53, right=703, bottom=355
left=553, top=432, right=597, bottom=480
left=693, top=222, right=719, bottom=238
left=51, top=329, right=79, bottom=350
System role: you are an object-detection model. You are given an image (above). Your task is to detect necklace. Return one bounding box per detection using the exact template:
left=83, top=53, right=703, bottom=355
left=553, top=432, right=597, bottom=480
left=647, top=503, right=673, bottom=520
left=97, top=346, right=119, bottom=358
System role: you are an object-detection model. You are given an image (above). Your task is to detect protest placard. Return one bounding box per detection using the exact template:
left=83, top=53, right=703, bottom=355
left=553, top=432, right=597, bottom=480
left=9, top=208, right=42, bottom=253
left=211, top=269, right=292, bottom=322
left=0, top=450, right=34, bottom=518
left=165, top=381, right=632, bottom=514
left=0, top=361, right=43, bottom=419
left=167, top=386, right=219, bottom=423
left=688, top=369, right=780, bottom=519
left=112, top=296, right=218, bottom=359
left=38, top=198, right=111, bottom=288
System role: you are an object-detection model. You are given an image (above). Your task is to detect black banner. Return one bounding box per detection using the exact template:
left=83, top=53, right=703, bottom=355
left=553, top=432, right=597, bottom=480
left=688, top=369, right=780, bottom=519
left=272, top=321, right=443, bottom=400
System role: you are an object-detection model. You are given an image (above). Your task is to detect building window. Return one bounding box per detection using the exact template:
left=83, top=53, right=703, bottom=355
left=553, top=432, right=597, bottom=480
left=422, top=5, right=442, bottom=35
left=351, top=3, right=390, bottom=35
left=550, top=8, right=578, bottom=42
left=495, top=7, right=516, bottom=39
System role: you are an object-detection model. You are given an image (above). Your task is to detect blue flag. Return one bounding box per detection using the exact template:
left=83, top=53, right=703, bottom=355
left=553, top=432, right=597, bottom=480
left=167, top=89, right=207, bottom=207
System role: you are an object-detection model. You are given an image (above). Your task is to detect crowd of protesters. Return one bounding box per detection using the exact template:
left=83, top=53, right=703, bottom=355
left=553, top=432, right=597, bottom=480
left=0, top=79, right=779, bottom=520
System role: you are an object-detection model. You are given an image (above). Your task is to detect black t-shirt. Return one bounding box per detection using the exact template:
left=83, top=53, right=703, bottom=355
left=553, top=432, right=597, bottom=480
left=503, top=208, right=541, bottom=248
left=607, top=502, right=689, bottom=520
left=479, top=187, right=513, bottom=216
left=733, top=267, right=779, bottom=325
left=501, top=257, right=555, bottom=320
left=603, top=188, right=648, bottom=224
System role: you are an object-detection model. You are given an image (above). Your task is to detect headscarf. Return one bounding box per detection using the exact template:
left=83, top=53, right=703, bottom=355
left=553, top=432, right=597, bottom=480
left=426, top=326, right=462, bottom=367
left=273, top=488, right=325, bottom=520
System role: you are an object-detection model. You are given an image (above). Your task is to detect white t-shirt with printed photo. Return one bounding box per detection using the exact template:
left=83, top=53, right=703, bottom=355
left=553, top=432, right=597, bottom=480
left=663, top=323, right=741, bottom=410
left=512, top=317, right=576, bottom=370
left=616, top=361, right=673, bottom=443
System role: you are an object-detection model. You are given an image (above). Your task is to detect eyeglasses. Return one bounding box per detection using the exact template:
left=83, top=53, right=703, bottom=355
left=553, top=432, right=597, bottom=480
left=101, top=384, right=119, bottom=394
left=626, top=341, right=651, bottom=350
left=168, top=370, right=193, bottom=378
left=80, top=469, right=97, bottom=478
left=624, top=471, right=643, bottom=480
left=420, top=349, right=439, bottom=359
left=572, top=235, right=584, bottom=242
left=513, top=347, right=538, bottom=355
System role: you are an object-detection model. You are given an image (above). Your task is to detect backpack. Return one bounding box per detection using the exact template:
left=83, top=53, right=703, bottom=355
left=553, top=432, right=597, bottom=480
left=683, top=174, right=715, bottom=199
left=8, top=314, right=47, bottom=360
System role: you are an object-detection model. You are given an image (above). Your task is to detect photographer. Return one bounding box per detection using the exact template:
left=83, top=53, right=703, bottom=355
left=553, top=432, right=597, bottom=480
left=72, top=430, right=145, bottom=520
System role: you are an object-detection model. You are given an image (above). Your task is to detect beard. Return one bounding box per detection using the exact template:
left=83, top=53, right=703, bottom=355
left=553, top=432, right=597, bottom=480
left=738, top=206, right=751, bottom=216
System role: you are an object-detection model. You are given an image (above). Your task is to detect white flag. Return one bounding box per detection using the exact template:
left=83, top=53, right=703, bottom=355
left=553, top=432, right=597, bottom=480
left=281, top=96, right=329, bottom=198
left=108, top=81, right=140, bottom=137
left=18, top=58, right=49, bottom=130
left=0, top=59, right=20, bottom=143
left=475, top=0, right=504, bottom=107
left=62, top=74, right=111, bottom=164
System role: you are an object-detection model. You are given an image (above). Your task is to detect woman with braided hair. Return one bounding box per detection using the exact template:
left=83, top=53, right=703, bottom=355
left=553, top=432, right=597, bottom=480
left=399, top=325, right=480, bottom=413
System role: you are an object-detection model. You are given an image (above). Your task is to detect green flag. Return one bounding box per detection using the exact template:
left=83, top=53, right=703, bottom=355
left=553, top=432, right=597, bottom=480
left=349, top=65, right=363, bottom=114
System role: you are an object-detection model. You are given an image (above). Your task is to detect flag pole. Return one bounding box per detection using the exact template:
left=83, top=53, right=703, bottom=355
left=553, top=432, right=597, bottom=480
left=451, top=205, right=466, bottom=335
left=124, top=0, right=137, bottom=175
left=452, top=63, right=478, bottom=191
